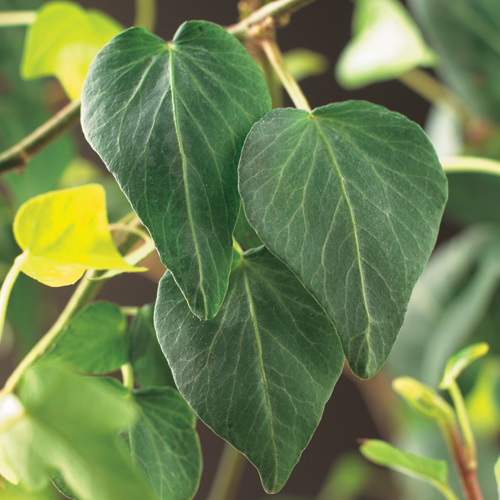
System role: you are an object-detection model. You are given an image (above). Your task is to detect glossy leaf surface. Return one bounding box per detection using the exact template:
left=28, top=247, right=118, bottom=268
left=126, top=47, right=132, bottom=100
left=46, top=302, right=129, bottom=374
left=336, top=0, right=436, bottom=89
left=239, top=102, right=447, bottom=378
left=13, top=185, right=145, bottom=287
left=123, top=387, right=202, bottom=500
left=155, top=247, right=344, bottom=493
left=409, top=0, right=500, bottom=122
left=22, top=1, right=122, bottom=99
left=0, top=365, right=155, bottom=500
left=360, top=440, right=451, bottom=493
left=130, top=305, right=175, bottom=389
left=82, top=22, right=271, bottom=320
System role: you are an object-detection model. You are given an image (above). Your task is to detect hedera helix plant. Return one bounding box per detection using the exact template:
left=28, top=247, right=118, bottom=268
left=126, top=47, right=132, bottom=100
left=1, top=0, right=500, bottom=498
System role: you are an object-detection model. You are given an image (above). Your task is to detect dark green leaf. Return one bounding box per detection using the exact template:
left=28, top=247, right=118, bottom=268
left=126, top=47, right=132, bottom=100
left=130, top=305, right=175, bottom=389
left=123, top=387, right=202, bottom=500
left=239, top=102, right=447, bottom=378
left=233, top=205, right=263, bottom=250
left=155, top=247, right=344, bottom=493
left=409, top=0, right=500, bottom=122
left=81, top=22, right=271, bottom=320
left=0, top=364, right=155, bottom=500
left=45, top=302, right=129, bottom=374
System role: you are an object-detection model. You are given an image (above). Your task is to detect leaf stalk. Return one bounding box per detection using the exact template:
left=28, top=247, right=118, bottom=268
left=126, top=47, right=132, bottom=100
left=134, top=0, right=156, bottom=32
left=441, top=156, right=500, bottom=177
left=0, top=11, right=36, bottom=26
left=259, top=37, right=311, bottom=111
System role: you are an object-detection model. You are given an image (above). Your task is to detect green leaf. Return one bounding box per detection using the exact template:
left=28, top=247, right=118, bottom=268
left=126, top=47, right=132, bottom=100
left=13, top=184, right=145, bottom=287
left=239, top=102, right=447, bottom=378
left=359, top=440, right=453, bottom=498
left=123, top=387, right=202, bottom=500
left=440, top=343, right=489, bottom=389
left=0, top=364, right=156, bottom=500
left=283, top=48, right=329, bottom=82
left=155, top=247, right=345, bottom=493
left=233, top=205, right=263, bottom=250
left=0, top=0, right=74, bottom=207
left=45, top=301, right=129, bottom=374
left=387, top=225, right=500, bottom=382
left=1, top=482, right=58, bottom=500
left=129, top=305, right=175, bottom=389
left=22, top=1, right=122, bottom=99
left=392, top=377, right=455, bottom=426
left=336, top=0, right=437, bottom=89
left=408, top=0, right=500, bottom=122
left=82, top=22, right=271, bottom=320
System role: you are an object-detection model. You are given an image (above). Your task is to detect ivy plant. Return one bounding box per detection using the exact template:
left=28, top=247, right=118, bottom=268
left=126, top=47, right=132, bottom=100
left=0, top=0, right=499, bottom=499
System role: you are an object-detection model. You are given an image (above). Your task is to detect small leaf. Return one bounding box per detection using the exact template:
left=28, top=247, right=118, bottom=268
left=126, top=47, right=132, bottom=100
left=123, top=387, right=202, bottom=500
left=155, top=247, right=345, bottom=493
left=239, top=102, right=447, bottom=378
left=0, top=364, right=156, bottom=500
left=82, top=22, right=271, bottom=320
left=336, top=0, right=437, bottom=89
left=392, top=377, right=455, bottom=426
left=22, top=1, right=122, bottom=99
left=440, top=343, right=489, bottom=389
left=13, top=184, right=145, bottom=287
left=45, top=301, right=129, bottom=374
left=283, top=48, right=329, bottom=82
left=129, top=305, right=175, bottom=389
left=359, top=440, right=452, bottom=496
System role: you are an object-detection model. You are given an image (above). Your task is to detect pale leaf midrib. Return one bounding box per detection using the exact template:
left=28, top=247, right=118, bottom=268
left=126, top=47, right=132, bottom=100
left=241, top=268, right=278, bottom=490
left=169, top=47, right=208, bottom=317
left=311, top=119, right=373, bottom=369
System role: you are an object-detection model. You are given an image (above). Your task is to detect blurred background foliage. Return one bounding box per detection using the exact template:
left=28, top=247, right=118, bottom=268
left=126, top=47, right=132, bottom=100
left=2, top=0, right=500, bottom=499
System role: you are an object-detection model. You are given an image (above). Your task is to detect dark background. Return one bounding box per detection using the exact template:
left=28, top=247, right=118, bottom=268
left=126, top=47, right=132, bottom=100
left=6, top=0, right=433, bottom=498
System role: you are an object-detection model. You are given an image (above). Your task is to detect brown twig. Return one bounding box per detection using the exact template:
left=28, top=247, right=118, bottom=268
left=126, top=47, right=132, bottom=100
left=0, top=98, right=81, bottom=174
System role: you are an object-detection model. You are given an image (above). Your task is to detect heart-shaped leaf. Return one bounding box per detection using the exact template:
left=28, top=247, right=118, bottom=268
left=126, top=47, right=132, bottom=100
left=239, top=102, right=447, bottom=378
left=336, top=0, right=437, bottom=89
left=81, top=22, right=271, bottom=320
left=13, top=184, right=145, bottom=287
left=123, top=387, right=202, bottom=500
left=22, top=1, right=122, bottom=99
left=46, top=302, right=129, bottom=374
left=155, top=247, right=344, bottom=493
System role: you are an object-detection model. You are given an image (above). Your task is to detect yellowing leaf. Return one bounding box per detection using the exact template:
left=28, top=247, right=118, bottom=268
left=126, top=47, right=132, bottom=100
left=22, top=2, right=122, bottom=99
left=13, top=185, right=145, bottom=287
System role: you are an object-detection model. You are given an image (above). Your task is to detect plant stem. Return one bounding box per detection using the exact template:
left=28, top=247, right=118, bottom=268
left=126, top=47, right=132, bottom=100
left=448, top=380, right=477, bottom=470
left=448, top=426, right=483, bottom=500
left=0, top=98, right=81, bottom=174
left=438, top=483, right=461, bottom=500
left=0, top=11, right=36, bottom=26
left=229, top=0, right=316, bottom=40
left=206, top=442, right=247, bottom=500
left=398, top=68, right=471, bottom=123
left=121, top=306, right=139, bottom=316
left=0, top=253, right=28, bottom=349
left=259, top=37, right=311, bottom=111
left=441, top=156, right=500, bottom=177
left=134, top=0, right=156, bottom=32
left=121, top=363, right=135, bottom=392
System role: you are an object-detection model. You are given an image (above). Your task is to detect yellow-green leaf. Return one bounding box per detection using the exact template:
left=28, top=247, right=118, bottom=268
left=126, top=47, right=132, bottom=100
left=13, top=185, right=145, bottom=287
left=21, top=1, right=122, bottom=99
left=283, top=48, right=329, bottom=82
left=440, top=343, right=489, bottom=390
left=393, top=377, right=456, bottom=426
left=336, top=0, right=437, bottom=89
